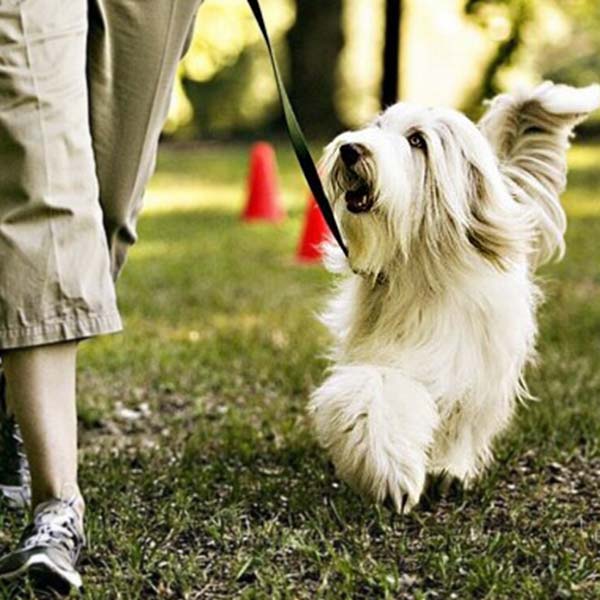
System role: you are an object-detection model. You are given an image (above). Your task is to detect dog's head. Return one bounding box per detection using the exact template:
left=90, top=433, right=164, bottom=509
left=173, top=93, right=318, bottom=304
left=321, top=102, right=529, bottom=281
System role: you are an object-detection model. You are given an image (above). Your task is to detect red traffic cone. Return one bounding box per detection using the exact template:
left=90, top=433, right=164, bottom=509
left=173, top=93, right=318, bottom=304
left=297, top=195, right=329, bottom=262
left=242, top=142, right=285, bottom=222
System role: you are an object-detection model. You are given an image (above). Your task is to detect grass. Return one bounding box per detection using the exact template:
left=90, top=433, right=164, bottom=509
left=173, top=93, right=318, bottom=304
left=1, top=141, right=599, bottom=598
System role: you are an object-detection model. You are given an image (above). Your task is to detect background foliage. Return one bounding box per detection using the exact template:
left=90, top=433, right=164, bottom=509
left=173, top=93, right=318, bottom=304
left=166, top=0, right=600, bottom=139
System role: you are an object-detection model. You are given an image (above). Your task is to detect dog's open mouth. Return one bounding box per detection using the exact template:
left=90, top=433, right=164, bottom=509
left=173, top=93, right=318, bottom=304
left=345, top=181, right=374, bottom=214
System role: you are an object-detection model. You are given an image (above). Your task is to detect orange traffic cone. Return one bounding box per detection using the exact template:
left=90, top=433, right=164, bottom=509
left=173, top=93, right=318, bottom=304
left=242, top=142, right=285, bottom=222
left=297, top=195, right=329, bottom=263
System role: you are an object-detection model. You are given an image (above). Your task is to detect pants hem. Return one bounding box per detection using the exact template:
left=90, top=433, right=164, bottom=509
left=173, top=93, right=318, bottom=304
left=0, top=311, right=123, bottom=351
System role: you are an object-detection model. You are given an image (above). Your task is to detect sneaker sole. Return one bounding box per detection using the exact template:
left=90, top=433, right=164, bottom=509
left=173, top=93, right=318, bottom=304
left=0, top=553, right=82, bottom=593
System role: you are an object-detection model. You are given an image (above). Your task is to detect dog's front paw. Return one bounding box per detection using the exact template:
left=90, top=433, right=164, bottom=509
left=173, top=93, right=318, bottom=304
left=331, top=433, right=427, bottom=514
left=310, top=366, right=438, bottom=513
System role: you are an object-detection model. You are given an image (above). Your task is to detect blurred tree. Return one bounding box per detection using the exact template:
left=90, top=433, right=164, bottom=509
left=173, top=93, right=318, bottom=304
left=166, top=0, right=347, bottom=139
left=538, top=1, right=600, bottom=88
left=381, top=0, right=403, bottom=107
left=286, top=0, right=345, bottom=137
left=166, top=0, right=294, bottom=139
left=463, top=0, right=535, bottom=116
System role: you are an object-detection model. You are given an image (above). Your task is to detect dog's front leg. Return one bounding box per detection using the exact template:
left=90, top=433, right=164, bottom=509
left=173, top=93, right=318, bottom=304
left=430, top=392, right=517, bottom=487
left=309, top=365, right=439, bottom=513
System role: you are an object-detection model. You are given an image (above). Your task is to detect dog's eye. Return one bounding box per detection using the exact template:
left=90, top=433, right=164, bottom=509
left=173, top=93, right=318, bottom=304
left=407, top=133, right=425, bottom=149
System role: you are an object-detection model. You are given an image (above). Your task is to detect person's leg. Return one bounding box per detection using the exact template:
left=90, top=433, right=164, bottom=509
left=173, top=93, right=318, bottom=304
left=2, top=343, right=81, bottom=514
left=0, top=0, right=201, bottom=590
left=0, top=0, right=116, bottom=591
left=0, top=342, right=85, bottom=594
left=88, top=0, right=203, bottom=276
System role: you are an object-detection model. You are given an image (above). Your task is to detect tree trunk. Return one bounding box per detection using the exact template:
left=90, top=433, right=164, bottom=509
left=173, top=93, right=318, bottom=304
left=287, top=0, right=344, bottom=138
left=381, top=0, right=403, bottom=108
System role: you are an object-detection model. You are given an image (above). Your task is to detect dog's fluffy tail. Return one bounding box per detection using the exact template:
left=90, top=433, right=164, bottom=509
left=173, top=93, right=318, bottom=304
left=309, top=365, right=438, bottom=512
left=479, top=82, right=600, bottom=267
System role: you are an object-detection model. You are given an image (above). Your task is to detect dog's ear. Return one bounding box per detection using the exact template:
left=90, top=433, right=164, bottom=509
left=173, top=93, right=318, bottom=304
left=465, top=163, right=530, bottom=270
left=478, top=82, right=600, bottom=266
left=422, top=120, right=530, bottom=270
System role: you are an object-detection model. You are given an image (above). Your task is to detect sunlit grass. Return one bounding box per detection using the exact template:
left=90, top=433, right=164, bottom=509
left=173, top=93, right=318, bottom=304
left=144, top=144, right=310, bottom=222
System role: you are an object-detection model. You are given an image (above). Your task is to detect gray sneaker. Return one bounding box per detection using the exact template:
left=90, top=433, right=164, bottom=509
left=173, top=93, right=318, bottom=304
left=0, top=497, right=85, bottom=594
left=0, top=371, right=31, bottom=509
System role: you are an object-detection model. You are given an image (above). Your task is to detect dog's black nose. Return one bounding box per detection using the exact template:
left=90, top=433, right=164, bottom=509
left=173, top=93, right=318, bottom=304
left=339, top=143, right=364, bottom=167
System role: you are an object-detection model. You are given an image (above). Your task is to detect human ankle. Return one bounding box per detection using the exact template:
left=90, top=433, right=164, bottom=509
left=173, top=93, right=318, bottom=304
left=32, top=483, right=85, bottom=521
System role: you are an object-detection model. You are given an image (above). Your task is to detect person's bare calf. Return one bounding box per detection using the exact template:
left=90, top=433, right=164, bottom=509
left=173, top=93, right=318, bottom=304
left=0, top=343, right=85, bottom=593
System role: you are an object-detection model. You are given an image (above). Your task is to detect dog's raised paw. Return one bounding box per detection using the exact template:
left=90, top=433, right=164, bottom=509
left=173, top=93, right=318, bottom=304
left=309, top=365, right=438, bottom=514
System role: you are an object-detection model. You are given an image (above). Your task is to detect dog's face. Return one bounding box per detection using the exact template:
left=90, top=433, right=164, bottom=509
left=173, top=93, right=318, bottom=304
left=321, top=102, right=525, bottom=278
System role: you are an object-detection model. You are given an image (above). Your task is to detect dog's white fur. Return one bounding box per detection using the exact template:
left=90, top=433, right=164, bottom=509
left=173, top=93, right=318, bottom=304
left=309, top=82, right=600, bottom=512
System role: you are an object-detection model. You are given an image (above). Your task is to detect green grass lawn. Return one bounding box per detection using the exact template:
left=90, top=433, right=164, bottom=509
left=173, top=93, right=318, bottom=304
left=2, top=142, right=599, bottom=598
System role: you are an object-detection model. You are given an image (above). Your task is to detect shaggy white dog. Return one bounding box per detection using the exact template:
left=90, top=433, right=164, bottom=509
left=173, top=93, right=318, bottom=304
left=309, top=82, right=600, bottom=513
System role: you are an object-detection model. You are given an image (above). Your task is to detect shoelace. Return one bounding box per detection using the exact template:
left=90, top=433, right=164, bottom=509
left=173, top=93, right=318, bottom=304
left=22, top=500, right=83, bottom=562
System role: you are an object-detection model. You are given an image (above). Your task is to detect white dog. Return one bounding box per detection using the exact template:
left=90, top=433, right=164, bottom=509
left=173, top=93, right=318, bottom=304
left=309, top=82, right=600, bottom=513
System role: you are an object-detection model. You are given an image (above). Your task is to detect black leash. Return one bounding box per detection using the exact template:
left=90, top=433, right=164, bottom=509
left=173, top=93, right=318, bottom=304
left=246, top=0, right=348, bottom=257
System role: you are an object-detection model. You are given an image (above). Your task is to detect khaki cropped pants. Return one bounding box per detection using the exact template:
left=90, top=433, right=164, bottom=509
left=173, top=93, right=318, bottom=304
left=0, top=0, right=202, bottom=350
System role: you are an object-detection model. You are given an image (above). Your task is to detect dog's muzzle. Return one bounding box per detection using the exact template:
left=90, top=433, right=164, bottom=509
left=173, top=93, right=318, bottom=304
left=339, top=144, right=374, bottom=214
